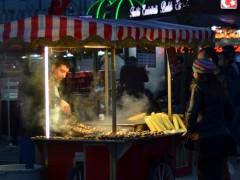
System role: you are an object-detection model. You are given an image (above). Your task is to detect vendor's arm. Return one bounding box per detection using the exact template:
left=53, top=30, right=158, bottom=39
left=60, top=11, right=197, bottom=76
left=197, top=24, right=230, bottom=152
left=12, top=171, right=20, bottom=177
left=60, top=99, right=71, bottom=115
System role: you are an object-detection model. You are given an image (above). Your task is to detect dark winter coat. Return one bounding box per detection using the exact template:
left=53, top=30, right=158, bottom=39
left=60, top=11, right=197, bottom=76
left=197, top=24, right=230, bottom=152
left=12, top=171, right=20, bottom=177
left=186, top=77, right=235, bottom=160
left=120, top=63, right=149, bottom=96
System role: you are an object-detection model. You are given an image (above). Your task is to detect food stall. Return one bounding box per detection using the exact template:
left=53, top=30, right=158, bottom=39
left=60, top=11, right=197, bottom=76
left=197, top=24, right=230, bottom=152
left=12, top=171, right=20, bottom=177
left=0, top=14, right=215, bottom=180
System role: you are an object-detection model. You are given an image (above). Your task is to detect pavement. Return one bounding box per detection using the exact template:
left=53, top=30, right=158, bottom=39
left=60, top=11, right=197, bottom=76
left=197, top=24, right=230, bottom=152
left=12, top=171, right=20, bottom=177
left=0, top=140, right=19, bottom=165
left=176, top=156, right=240, bottom=180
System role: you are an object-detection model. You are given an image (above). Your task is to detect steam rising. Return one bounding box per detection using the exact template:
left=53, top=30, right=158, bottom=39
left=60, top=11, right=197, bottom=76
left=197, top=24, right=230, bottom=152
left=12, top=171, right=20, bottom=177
left=116, top=94, right=149, bottom=123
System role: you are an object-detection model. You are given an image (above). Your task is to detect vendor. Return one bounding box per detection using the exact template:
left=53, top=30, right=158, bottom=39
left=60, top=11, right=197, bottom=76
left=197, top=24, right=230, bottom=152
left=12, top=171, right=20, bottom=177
left=19, top=56, right=72, bottom=137
left=49, top=57, right=72, bottom=127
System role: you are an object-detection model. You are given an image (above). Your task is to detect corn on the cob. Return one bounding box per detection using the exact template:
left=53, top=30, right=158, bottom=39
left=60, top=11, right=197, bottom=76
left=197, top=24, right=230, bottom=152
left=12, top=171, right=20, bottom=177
left=144, top=116, right=157, bottom=131
left=127, top=113, right=147, bottom=121
left=157, top=113, right=175, bottom=130
left=172, top=114, right=180, bottom=130
left=175, top=114, right=187, bottom=130
left=151, top=112, right=166, bottom=131
left=178, top=114, right=184, bottom=119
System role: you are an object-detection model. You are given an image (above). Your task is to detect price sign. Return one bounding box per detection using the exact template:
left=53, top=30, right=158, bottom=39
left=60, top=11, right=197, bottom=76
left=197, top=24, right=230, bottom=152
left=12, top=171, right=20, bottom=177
left=137, top=53, right=156, bottom=67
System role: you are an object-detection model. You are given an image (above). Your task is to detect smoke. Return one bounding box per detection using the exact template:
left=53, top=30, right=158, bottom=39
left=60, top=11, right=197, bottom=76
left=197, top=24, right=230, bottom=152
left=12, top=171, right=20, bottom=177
left=116, top=94, right=149, bottom=123
left=19, top=65, right=46, bottom=136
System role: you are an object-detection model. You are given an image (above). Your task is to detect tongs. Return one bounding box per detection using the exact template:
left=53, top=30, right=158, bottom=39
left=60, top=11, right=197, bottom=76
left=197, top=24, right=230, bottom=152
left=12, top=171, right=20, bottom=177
left=63, top=112, right=79, bottom=125
left=71, top=112, right=78, bottom=117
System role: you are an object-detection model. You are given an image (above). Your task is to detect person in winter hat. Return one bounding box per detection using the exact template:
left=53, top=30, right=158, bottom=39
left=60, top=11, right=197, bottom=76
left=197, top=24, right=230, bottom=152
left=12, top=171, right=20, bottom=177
left=185, top=58, right=235, bottom=180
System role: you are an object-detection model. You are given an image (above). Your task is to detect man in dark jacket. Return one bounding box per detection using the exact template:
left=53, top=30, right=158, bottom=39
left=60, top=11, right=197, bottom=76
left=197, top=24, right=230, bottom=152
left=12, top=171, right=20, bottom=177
left=120, top=56, right=149, bottom=98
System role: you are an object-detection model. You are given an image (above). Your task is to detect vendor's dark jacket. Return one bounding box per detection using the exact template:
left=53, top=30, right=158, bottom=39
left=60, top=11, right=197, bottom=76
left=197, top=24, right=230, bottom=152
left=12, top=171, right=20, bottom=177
left=186, top=81, right=233, bottom=140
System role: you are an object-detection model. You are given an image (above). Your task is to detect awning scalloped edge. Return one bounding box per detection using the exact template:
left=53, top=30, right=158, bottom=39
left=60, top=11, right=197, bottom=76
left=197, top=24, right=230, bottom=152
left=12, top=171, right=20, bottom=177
left=0, top=36, right=215, bottom=50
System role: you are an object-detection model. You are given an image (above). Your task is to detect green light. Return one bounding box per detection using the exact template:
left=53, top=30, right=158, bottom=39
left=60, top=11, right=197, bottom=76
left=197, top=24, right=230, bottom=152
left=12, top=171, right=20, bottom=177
left=87, top=0, right=143, bottom=19
left=129, top=0, right=134, bottom=6
left=135, top=0, right=143, bottom=6
left=86, top=0, right=101, bottom=16
left=115, top=0, right=123, bottom=19
left=115, top=0, right=142, bottom=19
left=96, top=0, right=105, bottom=18
left=140, top=0, right=146, bottom=5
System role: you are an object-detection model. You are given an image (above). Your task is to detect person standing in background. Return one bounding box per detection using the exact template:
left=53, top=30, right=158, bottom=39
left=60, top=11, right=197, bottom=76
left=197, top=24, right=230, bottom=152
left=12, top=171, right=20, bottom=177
left=198, top=47, right=227, bottom=87
left=218, top=50, right=240, bottom=127
left=222, top=45, right=240, bottom=76
left=235, top=55, right=240, bottom=72
left=172, top=55, right=193, bottom=114
left=198, top=47, right=218, bottom=65
left=120, top=56, right=149, bottom=98
left=218, top=50, right=240, bottom=156
left=185, top=58, right=235, bottom=180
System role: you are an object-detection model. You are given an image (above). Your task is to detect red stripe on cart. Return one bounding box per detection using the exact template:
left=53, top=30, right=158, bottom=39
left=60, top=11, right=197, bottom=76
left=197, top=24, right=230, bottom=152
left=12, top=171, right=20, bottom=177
left=199, top=30, right=203, bottom=42
left=89, top=22, right=97, bottom=37
left=172, top=29, right=176, bottom=43
left=118, top=26, right=124, bottom=40
left=3, top=23, right=10, bottom=41
left=74, top=19, right=82, bottom=40
left=150, top=28, right=154, bottom=41
left=143, top=28, right=147, bottom=39
left=17, top=20, right=24, bottom=39
left=136, top=27, right=140, bottom=41
left=104, top=24, right=112, bottom=40
left=179, top=30, right=182, bottom=42
left=165, top=29, right=169, bottom=42
left=192, top=30, right=196, bottom=42
left=45, top=15, right=53, bottom=41
left=127, top=26, right=132, bottom=37
left=31, top=16, right=39, bottom=41
left=186, top=30, right=190, bottom=43
left=158, top=29, right=162, bottom=42
left=59, top=17, right=67, bottom=38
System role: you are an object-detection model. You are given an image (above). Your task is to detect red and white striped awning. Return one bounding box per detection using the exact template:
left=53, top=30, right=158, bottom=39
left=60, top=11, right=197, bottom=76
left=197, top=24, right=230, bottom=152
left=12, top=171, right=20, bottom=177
left=0, top=14, right=215, bottom=47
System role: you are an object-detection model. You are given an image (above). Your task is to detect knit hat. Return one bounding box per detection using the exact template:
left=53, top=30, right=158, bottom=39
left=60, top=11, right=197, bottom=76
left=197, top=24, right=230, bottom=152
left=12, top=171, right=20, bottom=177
left=192, top=58, right=216, bottom=73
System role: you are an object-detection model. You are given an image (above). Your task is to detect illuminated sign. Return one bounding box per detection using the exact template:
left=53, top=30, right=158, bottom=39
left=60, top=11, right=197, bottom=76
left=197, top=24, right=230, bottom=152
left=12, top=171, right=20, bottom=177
left=220, top=0, right=237, bottom=9
left=160, top=1, right=173, bottom=13
left=129, top=0, right=189, bottom=18
left=130, top=5, right=158, bottom=18
left=142, top=4, right=158, bottom=16
left=215, top=46, right=240, bottom=53
left=215, top=27, right=240, bottom=39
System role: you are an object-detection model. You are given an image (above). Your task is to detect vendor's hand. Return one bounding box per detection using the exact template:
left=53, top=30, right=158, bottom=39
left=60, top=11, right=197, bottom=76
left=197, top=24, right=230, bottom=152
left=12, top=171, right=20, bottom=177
left=64, top=118, right=77, bottom=125
left=60, top=100, right=71, bottom=115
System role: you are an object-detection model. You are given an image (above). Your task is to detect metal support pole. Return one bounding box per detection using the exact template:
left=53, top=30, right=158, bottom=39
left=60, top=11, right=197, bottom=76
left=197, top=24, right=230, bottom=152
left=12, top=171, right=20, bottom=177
left=104, top=49, right=109, bottom=116
left=111, top=48, right=116, bottom=134
left=166, top=50, right=172, bottom=117
left=7, top=79, right=11, bottom=140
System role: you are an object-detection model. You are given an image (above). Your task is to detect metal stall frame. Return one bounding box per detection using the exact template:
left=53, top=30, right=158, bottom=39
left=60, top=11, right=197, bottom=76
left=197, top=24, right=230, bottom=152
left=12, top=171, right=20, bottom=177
left=0, top=14, right=215, bottom=180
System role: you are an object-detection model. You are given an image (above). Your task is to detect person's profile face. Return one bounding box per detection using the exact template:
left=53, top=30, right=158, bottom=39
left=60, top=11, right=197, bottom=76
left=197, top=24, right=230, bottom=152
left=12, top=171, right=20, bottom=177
left=218, top=54, right=226, bottom=68
left=52, top=65, right=69, bottom=83
left=193, top=71, right=198, bottom=79
left=198, top=51, right=213, bottom=62
left=197, top=51, right=204, bottom=59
